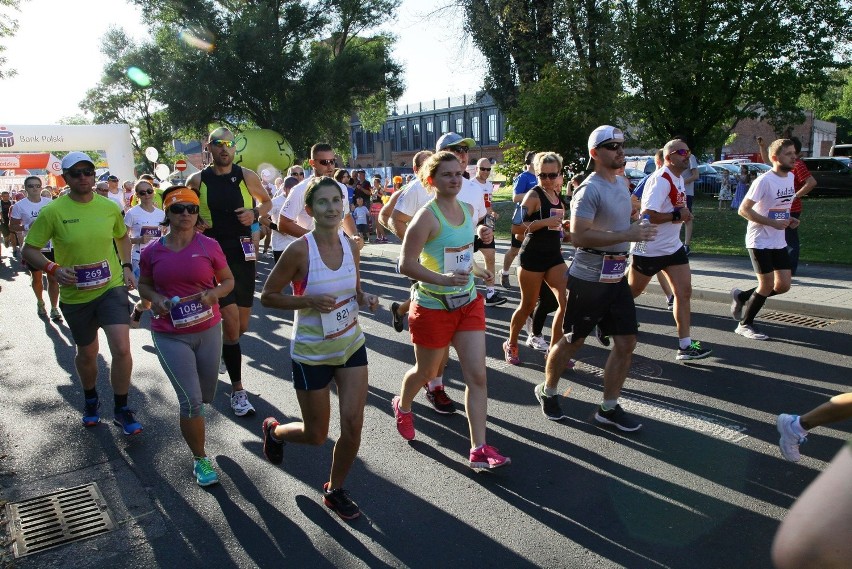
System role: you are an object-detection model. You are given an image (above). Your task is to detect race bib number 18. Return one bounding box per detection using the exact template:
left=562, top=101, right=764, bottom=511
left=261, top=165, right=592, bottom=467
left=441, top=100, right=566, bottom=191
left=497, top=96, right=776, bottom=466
left=444, top=244, right=473, bottom=274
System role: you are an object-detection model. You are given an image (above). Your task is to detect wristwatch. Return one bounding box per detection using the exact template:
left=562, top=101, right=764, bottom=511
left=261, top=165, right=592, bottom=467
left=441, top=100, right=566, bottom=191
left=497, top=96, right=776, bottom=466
left=121, top=262, right=133, bottom=270
left=672, top=209, right=681, bottom=222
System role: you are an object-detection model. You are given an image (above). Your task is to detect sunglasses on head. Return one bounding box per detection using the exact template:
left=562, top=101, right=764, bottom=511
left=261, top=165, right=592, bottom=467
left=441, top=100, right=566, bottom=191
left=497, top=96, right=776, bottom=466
left=65, top=168, right=95, bottom=178
left=597, top=142, right=624, bottom=151
left=316, top=159, right=337, bottom=167
left=447, top=145, right=469, bottom=153
left=168, top=204, right=200, bottom=214
left=209, top=139, right=235, bottom=148
left=137, top=188, right=154, bottom=195
left=669, top=148, right=691, bottom=156
left=538, top=172, right=562, bottom=179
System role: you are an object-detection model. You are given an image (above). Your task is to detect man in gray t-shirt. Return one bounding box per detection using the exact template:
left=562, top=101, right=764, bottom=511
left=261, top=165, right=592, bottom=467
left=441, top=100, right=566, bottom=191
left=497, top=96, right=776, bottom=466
left=535, top=125, right=656, bottom=431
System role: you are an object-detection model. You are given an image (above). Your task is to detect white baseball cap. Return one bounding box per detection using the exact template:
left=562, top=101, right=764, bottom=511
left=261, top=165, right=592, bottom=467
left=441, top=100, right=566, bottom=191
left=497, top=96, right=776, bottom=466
left=587, top=125, right=624, bottom=169
left=436, top=132, right=476, bottom=152
left=61, top=151, right=95, bottom=170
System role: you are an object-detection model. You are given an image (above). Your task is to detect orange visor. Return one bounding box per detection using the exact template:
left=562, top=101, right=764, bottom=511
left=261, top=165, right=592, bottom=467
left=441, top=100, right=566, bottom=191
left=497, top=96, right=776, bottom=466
left=163, top=187, right=200, bottom=208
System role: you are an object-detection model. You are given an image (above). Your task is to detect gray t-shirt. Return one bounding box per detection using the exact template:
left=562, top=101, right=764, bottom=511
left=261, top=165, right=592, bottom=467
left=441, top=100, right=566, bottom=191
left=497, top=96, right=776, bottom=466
left=683, top=154, right=699, bottom=196
left=569, top=173, right=633, bottom=282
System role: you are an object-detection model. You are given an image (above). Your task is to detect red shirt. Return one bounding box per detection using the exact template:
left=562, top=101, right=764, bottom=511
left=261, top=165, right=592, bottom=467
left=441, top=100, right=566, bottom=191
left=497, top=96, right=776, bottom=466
left=791, top=159, right=812, bottom=213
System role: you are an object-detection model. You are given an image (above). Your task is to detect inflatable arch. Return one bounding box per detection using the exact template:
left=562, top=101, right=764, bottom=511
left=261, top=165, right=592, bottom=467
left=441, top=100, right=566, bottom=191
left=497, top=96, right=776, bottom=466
left=0, top=124, right=135, bottom=181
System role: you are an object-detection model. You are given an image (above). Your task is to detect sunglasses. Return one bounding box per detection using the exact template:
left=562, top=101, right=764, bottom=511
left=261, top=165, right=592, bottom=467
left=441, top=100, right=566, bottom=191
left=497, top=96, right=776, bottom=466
left=479, top=167, right=491, bottom=171
left=669, top=148, right=691, bottom=156
left=316, top=159, right=337, bottom=167
left=26, top=184, right=42, bottom=189
left=597, top=142, right=624, bottom=151
left=168, top=204, right=200, bottom=214
left=65, top=168, right=95, bottom=178
left=137, top=189, right=154, bottom=195
left=293, top=171, right=305, bottom=176
left=209, top=139, right=235, bottom=148
left=447, top=145, right=469, bottom=153
left=538, top=172, right=562, bottom=179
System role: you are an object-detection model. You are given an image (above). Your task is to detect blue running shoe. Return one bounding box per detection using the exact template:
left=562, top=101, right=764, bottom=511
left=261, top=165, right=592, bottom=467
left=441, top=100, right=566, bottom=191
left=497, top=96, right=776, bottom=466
left=82, top=398, right=100, bottom=427
left=193, top=457, right=219, bottom=487
left=113, top=407, right=143, bottom=435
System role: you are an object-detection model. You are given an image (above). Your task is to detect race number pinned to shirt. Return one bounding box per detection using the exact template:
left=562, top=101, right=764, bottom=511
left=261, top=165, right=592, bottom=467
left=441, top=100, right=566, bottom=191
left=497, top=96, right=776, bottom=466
left=599, top=255, right=627, bottom=283
left=444, top=243, right=473, bottom=274
left=141, top=226, right=161, bottom=237
left=73, top=260, right=111, bottom=290
left=240, top=237, right=257, bottom=261
left=320, top=295, right=358, bottom=339
left=768, top=209, right=790, bottom=220
left=169, top=292, right=213, bottom=329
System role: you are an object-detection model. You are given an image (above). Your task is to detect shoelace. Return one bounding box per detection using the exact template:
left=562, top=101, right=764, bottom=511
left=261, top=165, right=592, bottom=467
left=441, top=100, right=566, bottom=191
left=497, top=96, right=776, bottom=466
left=195, top=458, right=215, bottom=475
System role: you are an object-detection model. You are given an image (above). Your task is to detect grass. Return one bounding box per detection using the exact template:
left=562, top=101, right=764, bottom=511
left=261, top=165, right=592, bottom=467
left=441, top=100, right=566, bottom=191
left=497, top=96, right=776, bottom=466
left=491, top=189, right=852, bottom=265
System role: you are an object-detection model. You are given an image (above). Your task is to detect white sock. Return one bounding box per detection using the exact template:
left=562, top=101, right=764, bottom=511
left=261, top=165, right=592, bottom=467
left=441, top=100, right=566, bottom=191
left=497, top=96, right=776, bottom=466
left=679, top=337, right=692, bottom=350
left=427, top=376, right=443, bottom=390
left=602, top=399, right=618, bottom=411
left=487, top=287, right=495, bottom=297
left=543, top=384, right=558, bottom=397
left=500, top=269, right=509, bottom=275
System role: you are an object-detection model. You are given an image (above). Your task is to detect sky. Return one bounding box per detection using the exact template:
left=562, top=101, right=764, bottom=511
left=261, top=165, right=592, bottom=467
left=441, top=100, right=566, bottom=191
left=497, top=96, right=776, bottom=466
left=1, top=0, right=486, bottom=125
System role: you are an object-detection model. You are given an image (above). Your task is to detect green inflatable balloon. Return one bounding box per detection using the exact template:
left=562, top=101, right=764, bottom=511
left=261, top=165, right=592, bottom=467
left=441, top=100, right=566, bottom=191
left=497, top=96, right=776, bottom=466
left=233, top=129, right=295, bottom=173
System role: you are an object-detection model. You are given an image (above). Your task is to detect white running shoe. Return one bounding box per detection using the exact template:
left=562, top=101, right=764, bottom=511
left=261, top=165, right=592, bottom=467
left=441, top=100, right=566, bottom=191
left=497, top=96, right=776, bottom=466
left=777, top=414, right=806, bottom=462
left=230, top=389, right=256, bottom=416
left=219, top=358, right=227, bottom=374
left=735, top=324, right=768, bottom=340
left=526, top=334, right=549, bottom=353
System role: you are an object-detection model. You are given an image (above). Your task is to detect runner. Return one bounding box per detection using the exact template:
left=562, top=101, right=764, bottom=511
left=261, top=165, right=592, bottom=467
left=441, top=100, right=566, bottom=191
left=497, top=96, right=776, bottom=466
left=21, top=152, right=143, bottom=435
left=260, top=176, right=378, bottom=520
left=393, top=151, right=511, bottom=471
left=186, top=127, right=271, bottom=416
left=8, top=176, right=61, bottom=320
left=124, top=179, right=164, bottom=328
left=138, top=186, right=235, bottom=486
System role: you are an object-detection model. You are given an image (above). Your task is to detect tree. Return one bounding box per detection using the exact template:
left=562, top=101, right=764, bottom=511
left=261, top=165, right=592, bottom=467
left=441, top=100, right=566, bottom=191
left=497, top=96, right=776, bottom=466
left=121, top=0, right=403, bottom=157
left=801, top=69, right=852, bottom=143
left=0, top=0, right=20, bottom=79
left=618, top=0, right=852, bottom=152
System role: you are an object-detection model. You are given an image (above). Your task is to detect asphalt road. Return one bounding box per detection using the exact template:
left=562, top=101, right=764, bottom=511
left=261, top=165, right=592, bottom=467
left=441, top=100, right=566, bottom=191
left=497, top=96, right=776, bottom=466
left=1, top=252, right=850, bottom=569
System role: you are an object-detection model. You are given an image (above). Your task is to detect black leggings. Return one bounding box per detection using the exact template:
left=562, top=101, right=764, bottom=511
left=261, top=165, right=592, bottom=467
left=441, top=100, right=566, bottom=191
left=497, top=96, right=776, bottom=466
left=532, top=282, right=558, bottom=336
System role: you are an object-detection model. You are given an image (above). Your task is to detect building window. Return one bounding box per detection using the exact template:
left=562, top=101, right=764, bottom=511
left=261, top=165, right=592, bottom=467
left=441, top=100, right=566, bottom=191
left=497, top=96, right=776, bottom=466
left=441, top=119, right=448, bottom=134
left=426, top=121, right=434, bottom=148
left=455, top=118, right=463, bottom=134
left=471, top=116, right=480, bottom=142
left=413, top=123, right=421, bottom=149
left=388, top=126, right=395, bottom=151
left=488, top=114, right=497, bottom=143
left=400, top=124, right=408, bottom=151
left=366, top=131, right=374, bottom=154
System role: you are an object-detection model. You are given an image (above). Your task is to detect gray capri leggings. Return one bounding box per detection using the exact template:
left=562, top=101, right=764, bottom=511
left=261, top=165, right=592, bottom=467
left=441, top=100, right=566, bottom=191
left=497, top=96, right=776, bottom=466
left=152, top=322, right=222, bottom=418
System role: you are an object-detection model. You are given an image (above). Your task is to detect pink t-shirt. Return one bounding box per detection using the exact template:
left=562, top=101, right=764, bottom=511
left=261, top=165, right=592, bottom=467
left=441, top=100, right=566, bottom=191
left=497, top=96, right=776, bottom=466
left=139, top=233, right=227, bottom=334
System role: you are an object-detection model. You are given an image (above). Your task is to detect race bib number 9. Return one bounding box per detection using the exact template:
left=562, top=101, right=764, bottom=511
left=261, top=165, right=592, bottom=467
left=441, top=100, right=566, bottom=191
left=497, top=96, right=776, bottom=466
left=320, top=295, right=358, bottom=339
left=74, top=260, right=111, bottom=290
left=444, top=243, right=473, bottom=274
left=169, top=293, right=214, bottom=329
left=599, top=255, right=627, bottom=283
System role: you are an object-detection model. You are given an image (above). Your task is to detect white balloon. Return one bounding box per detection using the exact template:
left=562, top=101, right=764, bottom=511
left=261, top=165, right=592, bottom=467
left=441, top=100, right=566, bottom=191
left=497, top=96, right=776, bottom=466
left=155, top=164, right=171, bottom=181
left=145, top=147, right=159, bottom=162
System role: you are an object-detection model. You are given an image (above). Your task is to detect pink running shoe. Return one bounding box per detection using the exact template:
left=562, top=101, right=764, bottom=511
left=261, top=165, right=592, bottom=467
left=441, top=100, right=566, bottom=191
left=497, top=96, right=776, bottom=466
left=503, top=341, right=520, bottom=365
left=392, top=396, right=415, bottom=440
left=469, top=444, right=511, bottom=470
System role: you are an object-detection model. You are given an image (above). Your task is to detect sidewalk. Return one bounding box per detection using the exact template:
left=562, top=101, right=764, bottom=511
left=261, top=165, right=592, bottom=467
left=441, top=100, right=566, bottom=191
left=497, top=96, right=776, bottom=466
left=360, top=238, right=852, bottom=321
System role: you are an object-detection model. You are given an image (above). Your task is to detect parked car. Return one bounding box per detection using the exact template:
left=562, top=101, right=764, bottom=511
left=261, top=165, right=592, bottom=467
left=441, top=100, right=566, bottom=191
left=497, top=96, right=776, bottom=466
left=829, top=144, right=852, bottom=157
left=625, top=157, right=655, bottom=175
left=624, top=167, right=646, bottom=188
left=695, top=164, right=723, bottom=195
left=711, top=161, right=770, bottom=177
left=801, top=157, right=852, bottom=196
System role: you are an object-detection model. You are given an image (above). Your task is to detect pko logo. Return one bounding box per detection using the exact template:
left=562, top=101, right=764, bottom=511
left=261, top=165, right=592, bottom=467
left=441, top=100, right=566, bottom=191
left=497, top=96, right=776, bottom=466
left=0, top=127, right=13, bottom=148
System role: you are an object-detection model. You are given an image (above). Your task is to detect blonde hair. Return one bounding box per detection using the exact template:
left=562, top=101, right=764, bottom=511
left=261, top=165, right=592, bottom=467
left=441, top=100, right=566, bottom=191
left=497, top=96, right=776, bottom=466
left=417, top=151, right=462, bottom=192
left=533, top=151, right=563, bottom=174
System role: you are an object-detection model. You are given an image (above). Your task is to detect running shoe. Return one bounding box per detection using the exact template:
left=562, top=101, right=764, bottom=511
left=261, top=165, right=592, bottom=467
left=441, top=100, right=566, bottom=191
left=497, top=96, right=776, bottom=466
left=526, top=334, right=549, bottom=353
left=534, top=383, right=567, bottom=421
left=390, top=301, right=405, bottom=333
left=595, top=325, right=611, bottom=347
left=730, top=288, right=744, bottom=321
left=37, top=300, right=47, bottom=317
left=777, top=414, right=807, bottom=462
left=322, top=482, right=361, bottom=520
left=113, top=407, right=143, bottom=435
left=735, top=324, right=769, bottom=340
left=666, top=295, right=674, bottom=310
left=424, top=385, right=456, bottom=415
left=193, top=457, right=219, bottom=487
left=49, top=307, right=62, bottom=321
left=469, top=444, right=511, bottom=470
left=82, top=398, right=100, bottom=427
left=500, top=270, right=511, bottom=289
left=129, top=304, right=143, bottom=329
left=503, top=340, right=520, bottom=365
left=594, top=404, right=641, bottom=432
left=485, top=291, right=508, bottom=306
left=676, top=341, right=713, bottom=361
left=392, top=396, right=415, bottom=440
left=230, top=389, right=256, bottom=416
left=262, top=417, right=285, bottom=464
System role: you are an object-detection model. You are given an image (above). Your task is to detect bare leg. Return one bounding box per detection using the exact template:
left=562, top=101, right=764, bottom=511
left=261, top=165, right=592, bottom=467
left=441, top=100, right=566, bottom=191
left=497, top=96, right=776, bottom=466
left=328, top=365, right=369, bottom=489
left=180, top=416, right=206, bottom=457
left=452, top=330, right=487, bottom=447
left=800, top=393, right=852, bottom=430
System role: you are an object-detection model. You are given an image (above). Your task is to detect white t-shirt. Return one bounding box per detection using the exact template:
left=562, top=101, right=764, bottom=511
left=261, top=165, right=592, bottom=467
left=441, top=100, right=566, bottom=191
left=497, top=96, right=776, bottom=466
left=636, top=166, right=686, bottom=256
left=107, top=190, right=126, bottom=211
left=10, top=197, right=53, bottom=250
left=394, top=178, right=486, bottom=221
left=683, top=155, right=699, bottom=196
left=269, top=192, right=291, bottom=252
left=743, top=171, right=795, bottom=249
left=124, top=204, right=164, bottom=261
left=279, top=176, right=347, bottom=237
left=469, top=177, right=492, bottom=208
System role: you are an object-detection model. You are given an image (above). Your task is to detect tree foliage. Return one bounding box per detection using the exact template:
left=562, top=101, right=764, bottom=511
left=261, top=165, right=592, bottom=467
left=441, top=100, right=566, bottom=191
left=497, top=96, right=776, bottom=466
left=0, top=0, right=20, bottom=79
left=801, top=68, right=852, bottom=143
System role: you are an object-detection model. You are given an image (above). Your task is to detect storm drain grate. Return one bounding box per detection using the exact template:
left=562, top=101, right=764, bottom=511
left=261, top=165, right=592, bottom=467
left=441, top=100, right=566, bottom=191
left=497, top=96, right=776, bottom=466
left=5, top=483, right=116, bottom=558
left=760, top=312, right=834, bottom=328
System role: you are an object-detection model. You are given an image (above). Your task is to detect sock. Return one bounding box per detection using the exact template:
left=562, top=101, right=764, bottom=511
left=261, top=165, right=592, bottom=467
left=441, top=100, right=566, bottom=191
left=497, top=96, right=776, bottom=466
left=269, top=428, right=285, bottom=443
left=487, top=287, right=495, bottom=297
left=679, top=337, right=692, bottom=350
left=500, top=269, right=509, bottom=275
left=543, top=384, right=558, bottom=397
left=84, top=388, right=98, bottom=400
left=472, top=444, right=484, bottom=452
left=738, top=287, right=756, bottom=304
left=741, top=292, right=768, bottom=325
left=222, top=342, right=242, bottom=384
left=427, top=376, right=443, bottom=390
left=114, top=393, right=128, bottom=410
left=602, top=399, right=618, bottom=411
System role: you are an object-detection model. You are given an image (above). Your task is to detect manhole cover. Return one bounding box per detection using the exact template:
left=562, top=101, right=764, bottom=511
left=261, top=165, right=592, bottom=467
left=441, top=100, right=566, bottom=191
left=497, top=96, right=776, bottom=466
left=760, top=312, right=833, bottom=328
left=5, top=483, right=116, bottom=558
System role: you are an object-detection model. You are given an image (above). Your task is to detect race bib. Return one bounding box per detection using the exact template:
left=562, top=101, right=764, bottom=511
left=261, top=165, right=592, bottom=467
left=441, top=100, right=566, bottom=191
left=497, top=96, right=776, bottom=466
left=444, top=243, right=473, bottom=274
left=141, top=226, right=161, bottom=237
left=240, top=237, right=257, bottom=261
left=768, top=209, right=789, bottom=220
left=169, top=292, right=214, bottom=329
left=320, top=295, right=358, bottom=339
left=74, top=260, right=111, bottom=290
left=599, top=255, right=627, bottom=283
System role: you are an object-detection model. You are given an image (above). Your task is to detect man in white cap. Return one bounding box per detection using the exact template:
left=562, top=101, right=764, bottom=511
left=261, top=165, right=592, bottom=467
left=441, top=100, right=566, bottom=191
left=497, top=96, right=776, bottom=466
left=535, top=126, right=656, bottom=430
left=22, top=151, right=142, bottom=436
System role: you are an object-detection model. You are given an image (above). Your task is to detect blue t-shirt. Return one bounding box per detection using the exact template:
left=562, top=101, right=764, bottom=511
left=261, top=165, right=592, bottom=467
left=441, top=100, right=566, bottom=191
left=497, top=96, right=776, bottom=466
left=513, top=171, right=538, bottom=196
left=353, top=205, right=369, bottom=225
